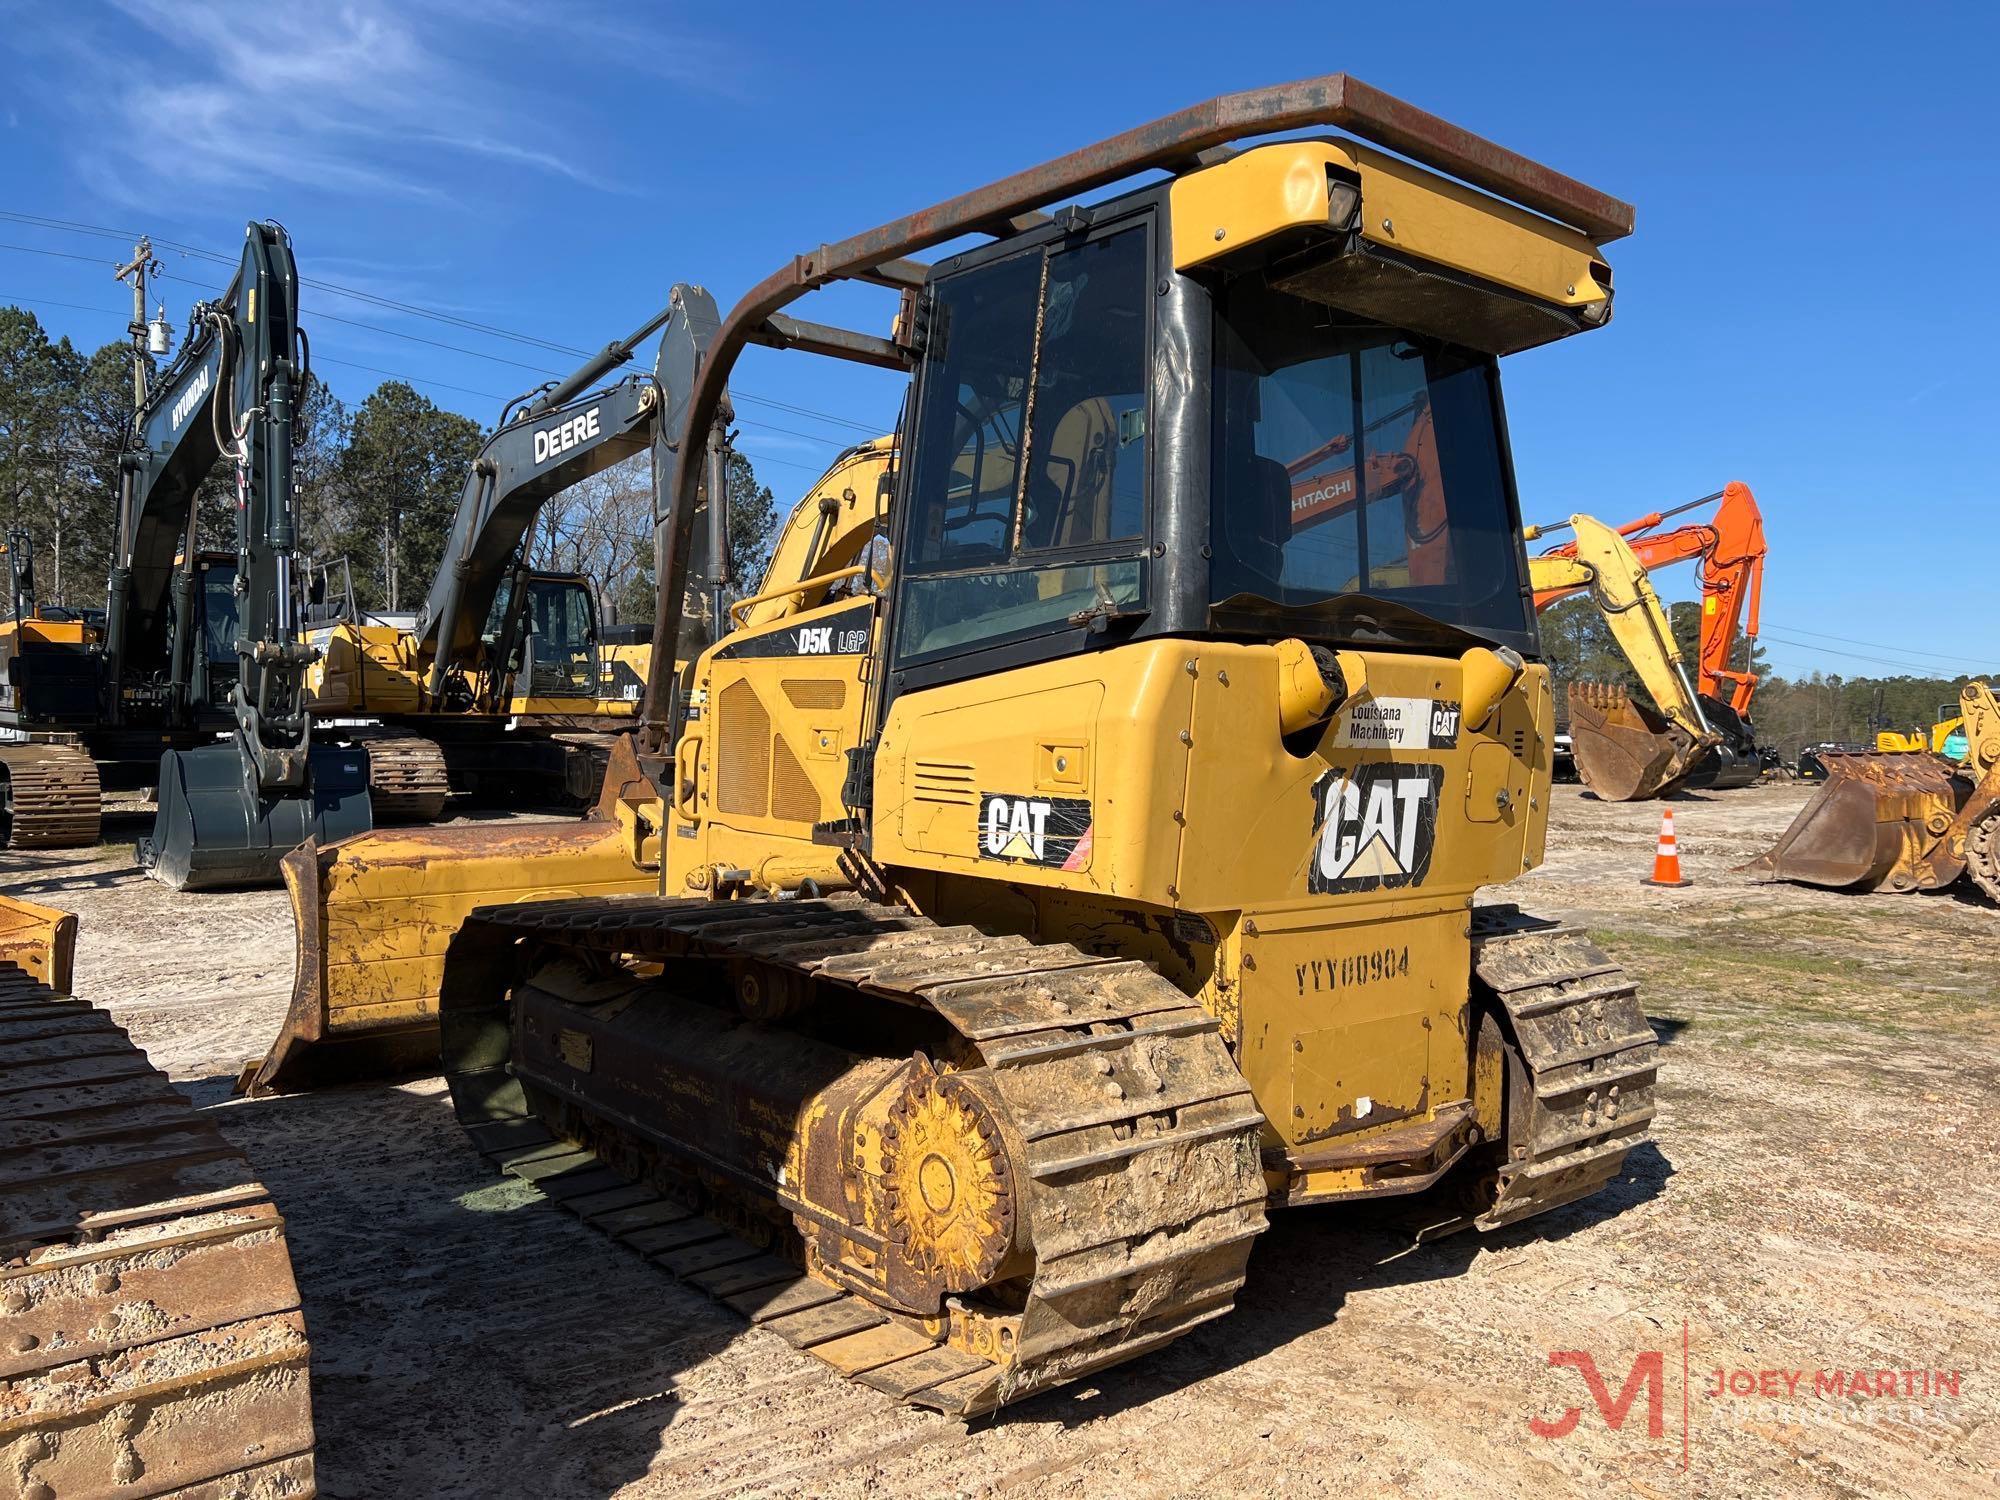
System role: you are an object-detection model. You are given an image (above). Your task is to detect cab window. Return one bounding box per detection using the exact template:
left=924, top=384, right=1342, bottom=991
left=898, top=224, right=1149, bottom=665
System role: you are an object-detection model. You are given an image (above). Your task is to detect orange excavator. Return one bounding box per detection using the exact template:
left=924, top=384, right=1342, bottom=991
left=1527, top=481, right=1768, bottom=798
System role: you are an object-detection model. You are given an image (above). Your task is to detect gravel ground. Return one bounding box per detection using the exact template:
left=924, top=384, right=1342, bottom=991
left=5, top=782, right=1996, bottom=1498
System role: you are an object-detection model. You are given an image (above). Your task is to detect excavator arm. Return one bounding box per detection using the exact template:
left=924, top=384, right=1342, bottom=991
left=1526, top=517, right=1721, bottom=798
left=139, top=226, right=378, bottom=889
left=415, top=304, right=682, bottom=704
left=1531, top=481, right=1766, bottom=716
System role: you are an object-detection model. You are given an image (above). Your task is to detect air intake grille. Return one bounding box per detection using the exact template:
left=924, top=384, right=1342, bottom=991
left=783, top=679, right=846, bottom=711
left=717, top=679, right=770, bottom=816
left=771, top=737, right=821, bottom=824
left=912, top=760, right=977, bottom=807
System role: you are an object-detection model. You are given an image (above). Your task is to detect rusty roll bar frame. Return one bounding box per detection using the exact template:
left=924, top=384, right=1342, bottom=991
left=638, top=71, right=1633, bottom=744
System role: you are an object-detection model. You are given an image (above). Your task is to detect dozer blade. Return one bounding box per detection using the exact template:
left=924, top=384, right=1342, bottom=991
left=1742, top=751, right=1965, bottom=893
left=239, top=735, right=663, bottom=1094
left=139, top=740, right=372, bottom=891
left=1566, top=681, right=1717, bottom=801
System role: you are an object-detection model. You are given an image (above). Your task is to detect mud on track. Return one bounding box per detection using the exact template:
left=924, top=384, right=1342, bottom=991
left=4, top=787, right=1995, bottom=1498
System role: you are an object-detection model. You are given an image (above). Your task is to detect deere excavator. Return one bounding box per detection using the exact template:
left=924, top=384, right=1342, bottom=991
left=1526, top=482, right=1767, bottom=799
left=1748, top=679, right=2000, bottom=901
left=144, top=309, right=689, bottom=888
left=246, top=74, right=1658, bottom=1415
left=298, top=309, right=685, bottom=808
left=0, top=891, right=318, bottom=1495
left=2, top=225, right=369, bottom=862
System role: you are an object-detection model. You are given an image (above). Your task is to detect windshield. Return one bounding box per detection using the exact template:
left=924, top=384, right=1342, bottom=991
left=1210, top=278, right=1533, bottom=650
left=525, top=577, right=598, bottom=696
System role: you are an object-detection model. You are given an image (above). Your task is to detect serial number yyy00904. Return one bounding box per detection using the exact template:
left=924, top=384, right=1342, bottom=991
left=1294, top=945, right=1410, bottom=997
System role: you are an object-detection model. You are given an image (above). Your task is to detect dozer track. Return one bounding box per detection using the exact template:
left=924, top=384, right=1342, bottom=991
left=0, top=962, right=316, bottom=1496
left=345, top=730, right=449, bottom=822
left=1469, top=905, right=1659, bottom=1228
left=0, top=743, right=102, bottom=851
left=439, top=894, right=1268, bottom=1418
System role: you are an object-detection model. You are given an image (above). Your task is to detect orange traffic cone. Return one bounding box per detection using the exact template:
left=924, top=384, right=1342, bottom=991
left=1642, top=805, right=1692, bottom=887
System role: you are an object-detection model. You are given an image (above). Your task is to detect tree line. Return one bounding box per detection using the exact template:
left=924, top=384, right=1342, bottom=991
left=0, top=305, right=780, bottom=630
left=1540, top=595, right=1991, bottom=759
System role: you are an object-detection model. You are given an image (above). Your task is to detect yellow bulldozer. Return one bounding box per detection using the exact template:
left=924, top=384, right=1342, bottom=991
left=1748, top=680, right=2000, bottom=900
left=244, top=73, right=1657, bottom=1415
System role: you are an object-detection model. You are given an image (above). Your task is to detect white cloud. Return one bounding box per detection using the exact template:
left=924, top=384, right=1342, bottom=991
left=21, top=1, right=734, bottom=205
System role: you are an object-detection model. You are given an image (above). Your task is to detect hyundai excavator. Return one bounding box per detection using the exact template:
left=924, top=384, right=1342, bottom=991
left=2, top=224, right=369, bottom=870
left=1748, top=679, right=2000, bottom=901
left=1526, top=482, right=1767, bottom=799
left=232, top=75, right=1660, bottom=1418
left=1, top=890, right=319, bottom=1495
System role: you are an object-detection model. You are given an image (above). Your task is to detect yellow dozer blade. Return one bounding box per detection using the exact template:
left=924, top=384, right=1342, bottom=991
left=1567, top=681, right=1715, bottom=802
left=239, top=736, right=663, bottom=1095
left=1747, top=682, right=2000, bottom=898
left=0, top=891, right=76, bottom=991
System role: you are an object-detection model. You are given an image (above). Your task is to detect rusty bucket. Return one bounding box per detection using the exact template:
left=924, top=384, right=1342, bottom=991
left=1741, top=751, right=1965, bottom=893
left=1567, top=681, right=1717, bottom=802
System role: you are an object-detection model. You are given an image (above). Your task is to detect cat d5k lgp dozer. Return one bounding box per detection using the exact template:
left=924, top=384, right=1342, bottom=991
left=281, top=73, right=1660, bottom=1415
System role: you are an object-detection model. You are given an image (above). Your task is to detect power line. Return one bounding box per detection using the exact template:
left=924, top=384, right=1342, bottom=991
left=1760, top=622, right=1994, bottom=669
left=1, top=214, right=892, bottom=432
left=1760, top=632, right=1991, bottom=677
left=0, top=210, right=593, bottom=358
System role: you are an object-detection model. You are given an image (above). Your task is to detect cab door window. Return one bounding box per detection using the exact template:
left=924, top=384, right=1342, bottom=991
left=898, top=224, right=1150, bottom=666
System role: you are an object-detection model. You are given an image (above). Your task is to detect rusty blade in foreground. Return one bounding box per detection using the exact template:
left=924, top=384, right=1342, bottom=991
left=0, top=901, right=317, bottom=1498
left=1566, top=681, right=1717, bottom=802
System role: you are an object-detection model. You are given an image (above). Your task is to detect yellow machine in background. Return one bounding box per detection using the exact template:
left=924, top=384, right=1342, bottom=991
left=244, top=440, right=891, bottom=1092
left=249, top=75, right=1659, bottom=1416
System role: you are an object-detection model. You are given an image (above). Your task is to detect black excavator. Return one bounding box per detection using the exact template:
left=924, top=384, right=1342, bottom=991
left=3, top=223, right=369, bottom=868
left=137, top=223, right=372, bottom=892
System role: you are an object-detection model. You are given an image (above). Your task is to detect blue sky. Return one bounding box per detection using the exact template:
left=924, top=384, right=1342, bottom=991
left=3, top=0, right=1995, bottom=679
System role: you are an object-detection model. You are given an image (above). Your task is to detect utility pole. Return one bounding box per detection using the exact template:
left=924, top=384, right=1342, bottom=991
left=112, top=238, right=171, bottom=411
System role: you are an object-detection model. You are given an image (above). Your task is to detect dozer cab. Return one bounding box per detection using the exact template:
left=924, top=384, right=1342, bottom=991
left=253, top=74, right=1660, bottom=1415
left=1747, top=680, right=2000, bottom=900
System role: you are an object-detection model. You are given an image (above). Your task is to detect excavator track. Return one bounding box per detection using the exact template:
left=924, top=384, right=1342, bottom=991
left=0, top=962, right=316, bottom=1496
left=1469, top=906, right=1658, bottom=1228
left=346, top=730, right=449, bottom=822
left=0, top=743, right=102, bottom=850
left=439, top=894, right=1268, bottom=1418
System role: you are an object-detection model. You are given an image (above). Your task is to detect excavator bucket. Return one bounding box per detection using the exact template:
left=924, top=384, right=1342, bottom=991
left=140, top=739, right=373, bottom=891
left=1566, top=681, right=1716, bottom=801
left=239, top=734, right=662, bottom=1094
left=1743, top=751, right=1965, bottom=893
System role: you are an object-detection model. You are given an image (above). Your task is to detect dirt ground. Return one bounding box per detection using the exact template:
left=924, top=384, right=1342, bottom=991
left=5, top=783, right=1996, bottom=1499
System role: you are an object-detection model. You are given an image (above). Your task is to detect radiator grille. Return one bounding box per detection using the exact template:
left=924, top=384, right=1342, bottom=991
left=717, top=679, right=770, bottom=816
left=771, top=737, right=821, bottom=824
left=912, top=760, right=977, bottom=807
left=782, top=679, right=846, bottom=711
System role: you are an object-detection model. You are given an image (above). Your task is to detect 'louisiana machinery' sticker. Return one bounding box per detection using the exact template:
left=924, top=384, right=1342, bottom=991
left=1308, top=763, right=1444, bottom=893
left=979, top=792, right=1092, bottom=869
left=1332, top=695, right=1459, bottom=750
